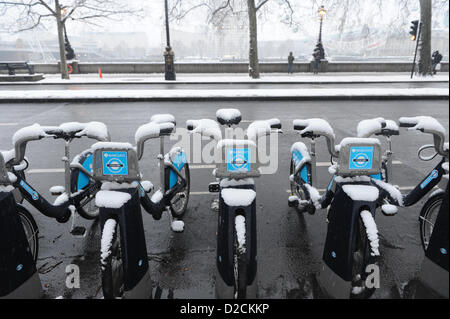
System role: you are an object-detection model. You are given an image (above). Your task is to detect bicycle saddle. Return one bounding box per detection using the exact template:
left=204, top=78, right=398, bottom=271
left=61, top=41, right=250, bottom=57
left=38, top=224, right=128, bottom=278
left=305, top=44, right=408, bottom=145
left=150, top=114, right=176, bottom=126
left=216, top=108, right=242, bottom=126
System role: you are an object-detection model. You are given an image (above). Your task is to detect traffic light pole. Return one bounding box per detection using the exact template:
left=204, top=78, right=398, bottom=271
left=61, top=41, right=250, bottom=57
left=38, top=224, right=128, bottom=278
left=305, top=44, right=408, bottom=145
left=411, top=22, right=422, bottom=79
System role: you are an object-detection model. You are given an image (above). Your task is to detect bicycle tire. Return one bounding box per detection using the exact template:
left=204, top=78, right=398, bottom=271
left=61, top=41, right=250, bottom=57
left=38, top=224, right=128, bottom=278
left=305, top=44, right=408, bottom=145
left=169, top=164, right=190, bottom=219
left=101, top=219, right=124, bottom=299
left=289, top=157, right=308, bottom=212
left=70, top=164, right=100, bottom=220
left=419, top=192, right=444, bottom=251
left=234, top=215, right=247, bottom=299
left=17, top=205, right=39, bottom=264
left=350, top=212, right=378, bottom=299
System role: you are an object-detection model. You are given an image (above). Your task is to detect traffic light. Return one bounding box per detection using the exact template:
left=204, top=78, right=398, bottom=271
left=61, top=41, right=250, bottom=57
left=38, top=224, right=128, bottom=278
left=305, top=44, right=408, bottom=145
left=409, top=20, right=419, bottom=41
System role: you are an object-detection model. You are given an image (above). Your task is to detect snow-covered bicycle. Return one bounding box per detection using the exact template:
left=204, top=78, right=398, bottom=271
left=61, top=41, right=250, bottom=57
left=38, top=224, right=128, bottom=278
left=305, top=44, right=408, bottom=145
left=187, top=109, right=281, bottom=299
left=288, top=118, right=402, bottom=299
left=95, top=119, right=189, bottom=299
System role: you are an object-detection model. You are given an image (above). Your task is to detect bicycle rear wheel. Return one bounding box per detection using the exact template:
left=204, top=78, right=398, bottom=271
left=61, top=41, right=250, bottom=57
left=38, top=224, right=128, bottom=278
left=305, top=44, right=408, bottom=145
left=419, top=192, right=444, bottom=251
left=101, top=219, right=124, bottom=299
left=17, top=205, right=39, bottom=264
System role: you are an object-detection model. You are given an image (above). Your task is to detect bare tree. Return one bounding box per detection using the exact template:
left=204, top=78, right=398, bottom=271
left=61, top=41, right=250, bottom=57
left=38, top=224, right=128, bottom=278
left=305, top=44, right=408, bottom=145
left=0, top=0, right=141, bottom=79
left=171, top=0, right=294, bottom=79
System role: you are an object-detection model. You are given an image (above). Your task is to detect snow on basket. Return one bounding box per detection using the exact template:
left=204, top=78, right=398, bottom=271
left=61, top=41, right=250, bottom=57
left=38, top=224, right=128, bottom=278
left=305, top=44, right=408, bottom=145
left=221, top=188, right=256, bottom=207
left=95, top=190, right=132, bottom=209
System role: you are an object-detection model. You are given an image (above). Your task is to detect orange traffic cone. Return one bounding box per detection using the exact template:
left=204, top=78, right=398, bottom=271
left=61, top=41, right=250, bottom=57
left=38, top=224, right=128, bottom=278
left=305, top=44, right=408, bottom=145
left=99, top=68, right=103, bottom=79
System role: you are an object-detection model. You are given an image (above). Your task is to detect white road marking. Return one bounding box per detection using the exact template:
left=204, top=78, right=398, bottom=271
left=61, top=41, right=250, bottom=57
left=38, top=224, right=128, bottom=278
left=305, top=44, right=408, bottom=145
left=315, top=160, right=402, bottom=167
left=190, top=191, right=215, bottom=196
left=0, top=123, right=19, bottom=126
left=28, top=168, right=65, bottom=174
left=190, top=164, right=217, bottom=169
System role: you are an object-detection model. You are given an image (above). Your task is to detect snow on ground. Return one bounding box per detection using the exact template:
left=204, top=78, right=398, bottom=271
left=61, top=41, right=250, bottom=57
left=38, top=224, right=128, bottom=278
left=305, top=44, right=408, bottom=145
left=3, top=73, right=448, bottom=84
left=2, top=88, right=446, bottom=100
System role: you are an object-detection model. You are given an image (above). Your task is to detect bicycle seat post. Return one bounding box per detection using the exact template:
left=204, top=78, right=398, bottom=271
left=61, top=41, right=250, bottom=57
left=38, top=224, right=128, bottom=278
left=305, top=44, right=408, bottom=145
left=310, top=137, right=317, bottom=187
left=64, top=139, right=71, bottom=196
left=159, top=135, right=165, bottom=192
left=385, top=136, right=393, bottom=178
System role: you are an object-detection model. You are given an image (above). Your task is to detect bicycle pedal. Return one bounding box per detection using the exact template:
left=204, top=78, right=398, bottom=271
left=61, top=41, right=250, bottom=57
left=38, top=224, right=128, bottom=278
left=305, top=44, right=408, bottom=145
left=70, top=226, right=87, bottom=238
left=288, top=196, right=299, bottom=208
left=209, top=182, right=220, bottom=193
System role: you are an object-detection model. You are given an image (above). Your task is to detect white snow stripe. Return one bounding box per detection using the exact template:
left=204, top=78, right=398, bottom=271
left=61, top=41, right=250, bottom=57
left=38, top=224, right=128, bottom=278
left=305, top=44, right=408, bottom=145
left=0, top=88, right=447, bottom=100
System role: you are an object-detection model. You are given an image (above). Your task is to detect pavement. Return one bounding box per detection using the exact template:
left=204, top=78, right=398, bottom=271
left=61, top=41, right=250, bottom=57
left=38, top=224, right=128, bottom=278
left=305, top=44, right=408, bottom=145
left=0, top=99, right=448, bottom=299
left=0, top=73, right=448, bottom=102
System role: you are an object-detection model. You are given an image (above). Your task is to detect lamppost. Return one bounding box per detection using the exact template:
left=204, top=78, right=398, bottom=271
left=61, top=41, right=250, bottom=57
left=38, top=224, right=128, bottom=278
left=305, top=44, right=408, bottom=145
left=164, top=0, right=176, bottom=80
left=313, top=5, right=327, bottom=60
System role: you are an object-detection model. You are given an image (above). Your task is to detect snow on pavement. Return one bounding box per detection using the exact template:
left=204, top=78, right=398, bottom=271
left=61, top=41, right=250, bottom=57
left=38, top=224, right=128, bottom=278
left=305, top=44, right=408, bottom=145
left=0, top=88, right=447, bottom=100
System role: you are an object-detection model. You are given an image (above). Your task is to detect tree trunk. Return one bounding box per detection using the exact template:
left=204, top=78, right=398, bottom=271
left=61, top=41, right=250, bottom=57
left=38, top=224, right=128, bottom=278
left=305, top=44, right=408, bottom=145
left=418, top=0, right=432, bottom=76
left=55, top=0, right=69, bottom=79
left=247, top=0, right=260, bottom=79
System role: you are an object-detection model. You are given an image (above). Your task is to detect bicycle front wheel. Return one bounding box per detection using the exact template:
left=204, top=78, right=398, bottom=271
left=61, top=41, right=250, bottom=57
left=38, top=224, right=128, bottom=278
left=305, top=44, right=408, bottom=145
left=420, top=192, right=444, bottom=251
left=101, top=219, right=124, bottom=299
left=350, top=212, right=378, bottom=299
left=17, top=205, right=39, bottom=264
left=234, top=215, right=247, bottom=299
left=169, top=164, right=190, bottom=219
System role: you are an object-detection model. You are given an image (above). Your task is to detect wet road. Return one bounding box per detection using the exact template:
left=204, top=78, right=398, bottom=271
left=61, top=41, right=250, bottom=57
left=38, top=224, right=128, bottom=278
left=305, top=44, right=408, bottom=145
left=0, top=81, right=448, bottom=91
left=0, top=100, right=448, bottom=299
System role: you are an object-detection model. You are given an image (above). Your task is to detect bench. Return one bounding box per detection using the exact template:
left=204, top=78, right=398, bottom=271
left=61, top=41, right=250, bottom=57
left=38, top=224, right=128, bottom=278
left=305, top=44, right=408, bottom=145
left=0, top=62, right=34, bottom=76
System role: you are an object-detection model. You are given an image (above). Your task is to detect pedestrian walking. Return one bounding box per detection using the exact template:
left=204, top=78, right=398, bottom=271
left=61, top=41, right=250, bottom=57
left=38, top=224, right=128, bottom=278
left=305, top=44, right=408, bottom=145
left=288, top=52, right=295, bottom=74
left=431, top=50, right=443, bottom=75
left=312, top=51, right=321, bottom=74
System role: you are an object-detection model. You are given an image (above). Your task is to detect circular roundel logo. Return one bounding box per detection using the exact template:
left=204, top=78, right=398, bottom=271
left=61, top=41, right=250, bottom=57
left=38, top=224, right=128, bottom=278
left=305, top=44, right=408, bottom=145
left=16, top=264, right=23, bottom=271
left=231, top=154, right=247, bottom=170
left=352, top=151, right=370, bottom=168
left=106, top=158, right=124, bottom=172
left=431, top=170, right=439, bottom=179
left=31, top=191, right=39, bottom=201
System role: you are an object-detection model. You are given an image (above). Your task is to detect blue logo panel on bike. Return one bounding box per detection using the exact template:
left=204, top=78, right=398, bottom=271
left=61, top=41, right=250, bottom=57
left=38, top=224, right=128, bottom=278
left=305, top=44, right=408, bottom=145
left=227, top=148, right=250, bottom=173
left=102, top=151, right=128, bottom=176
left=349, top=146, right=374, bottom=170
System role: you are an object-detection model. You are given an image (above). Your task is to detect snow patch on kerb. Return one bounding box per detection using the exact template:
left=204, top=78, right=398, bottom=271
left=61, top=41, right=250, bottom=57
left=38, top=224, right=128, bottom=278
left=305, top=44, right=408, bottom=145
left=360, top=210, right=380, bottom=256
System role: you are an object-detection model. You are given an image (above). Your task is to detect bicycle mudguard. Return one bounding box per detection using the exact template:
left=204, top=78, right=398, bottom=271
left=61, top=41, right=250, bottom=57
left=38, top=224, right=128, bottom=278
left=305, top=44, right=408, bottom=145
left=99, top=188, right=151, bottom=296
left=217, top=185, right=257, bottom=287
left=0, top=192, right=41, bottom=298
left=425, top=184, right=449, bottom=272
left=322, top=184, right=378, bottom=282
left=71, top=151, right=93, bottom=192
left=404, top=159, right=447, bottom=207
left=291, top=143, right=311, bottom=185
left=165, top=150, right=187, bottom=191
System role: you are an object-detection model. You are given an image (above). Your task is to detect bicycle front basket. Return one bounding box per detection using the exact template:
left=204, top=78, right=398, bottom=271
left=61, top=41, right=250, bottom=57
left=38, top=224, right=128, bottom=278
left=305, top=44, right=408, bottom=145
left=336, top=138, right=382, bottom=177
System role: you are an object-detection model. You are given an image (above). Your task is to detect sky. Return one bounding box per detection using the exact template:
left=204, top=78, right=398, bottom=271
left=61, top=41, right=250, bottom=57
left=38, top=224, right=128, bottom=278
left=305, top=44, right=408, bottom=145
left=0, top=0, right=448, bottom=46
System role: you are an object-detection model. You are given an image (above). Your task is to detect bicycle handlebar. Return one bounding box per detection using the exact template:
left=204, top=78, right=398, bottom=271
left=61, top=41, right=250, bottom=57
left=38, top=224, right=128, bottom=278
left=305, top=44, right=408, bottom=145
left=293, top=119, right=338, bottom=157
left=398, top=116, right=448, bottom=157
